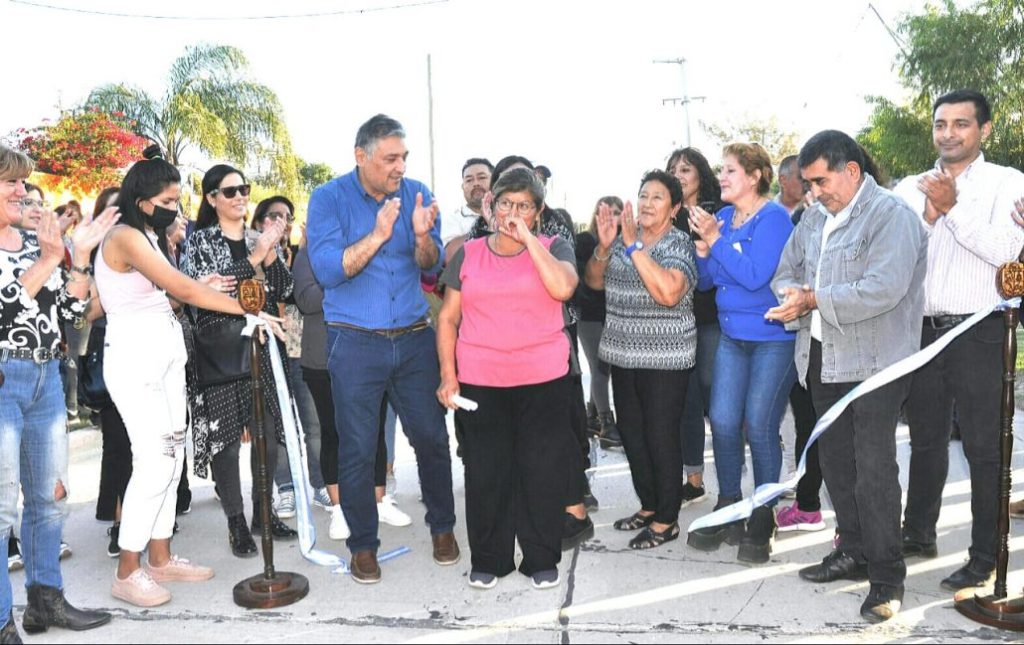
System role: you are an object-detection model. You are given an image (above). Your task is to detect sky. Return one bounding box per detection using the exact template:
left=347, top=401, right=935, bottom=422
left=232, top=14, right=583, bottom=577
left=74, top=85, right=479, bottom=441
left=0, top=0, right=932, bottom=221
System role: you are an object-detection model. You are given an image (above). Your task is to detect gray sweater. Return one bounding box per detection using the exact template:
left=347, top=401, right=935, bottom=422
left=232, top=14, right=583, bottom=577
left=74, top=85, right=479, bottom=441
left=292, top=247, right=328, bottom=372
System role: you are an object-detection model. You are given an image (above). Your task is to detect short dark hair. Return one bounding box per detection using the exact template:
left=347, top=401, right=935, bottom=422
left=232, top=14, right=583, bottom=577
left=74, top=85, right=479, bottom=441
left=490, top=155, right=534, bottom=188
left=778, top=155, right=799, bottom=177
left=24, top=183, right=43, bottom=199
left=355, top=114, right=405, bottom=154
left=491, top=167, right=545, bottom=208
left=252, top=195, right=295, bottom=230
left=535, top=165, right=551, bottom=180
left=933, top=90, right=991, bottom=126
left=639, top=169, right=683, bottom=207
left=798, top=130, right=866, bottom=174
left=461, top=157, right=493, bottom=175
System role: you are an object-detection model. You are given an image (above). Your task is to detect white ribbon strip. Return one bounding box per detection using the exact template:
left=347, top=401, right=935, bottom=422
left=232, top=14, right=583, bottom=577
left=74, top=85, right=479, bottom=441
left=242, top=315, right=410, bottom=574
left=688, top=299, right=1021, bottom=533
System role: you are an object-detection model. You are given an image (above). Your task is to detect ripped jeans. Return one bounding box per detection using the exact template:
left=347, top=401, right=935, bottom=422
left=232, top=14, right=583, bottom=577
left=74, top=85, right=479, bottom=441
left=104, top=313, right=188, bottom=553
left=0, top=358, right=69, bottom=620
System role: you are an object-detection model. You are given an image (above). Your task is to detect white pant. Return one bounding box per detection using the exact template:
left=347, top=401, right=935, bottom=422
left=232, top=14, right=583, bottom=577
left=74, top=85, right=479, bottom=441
left=104, top=313, right=188, bottom=553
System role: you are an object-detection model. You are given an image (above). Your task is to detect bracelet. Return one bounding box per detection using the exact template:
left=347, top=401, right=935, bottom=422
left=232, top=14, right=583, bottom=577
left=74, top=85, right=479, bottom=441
left=593, top=248, right=611, bottom=263
left=70, top=264, right=94, bottom=277
left=67, top=273, right=91, bottom=283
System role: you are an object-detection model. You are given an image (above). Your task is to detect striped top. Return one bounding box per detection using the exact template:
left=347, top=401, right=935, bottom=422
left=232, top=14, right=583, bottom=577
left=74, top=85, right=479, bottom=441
left=598, top=229, right=698, bottom=371
left=894, top=153, right=1024, bottom=316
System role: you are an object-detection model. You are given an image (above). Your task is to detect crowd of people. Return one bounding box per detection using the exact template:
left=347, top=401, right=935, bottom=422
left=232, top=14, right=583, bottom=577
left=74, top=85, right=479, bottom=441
left=2, top=88, right=1024, bottom=642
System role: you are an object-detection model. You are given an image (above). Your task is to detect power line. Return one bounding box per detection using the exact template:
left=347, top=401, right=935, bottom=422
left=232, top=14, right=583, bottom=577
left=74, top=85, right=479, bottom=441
left=8, top=0, right=447, bottom=21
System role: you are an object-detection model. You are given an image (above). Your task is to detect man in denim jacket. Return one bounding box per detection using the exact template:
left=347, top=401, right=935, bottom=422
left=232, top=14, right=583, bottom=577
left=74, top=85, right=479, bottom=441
left=768, top=130, right=927, bottom=624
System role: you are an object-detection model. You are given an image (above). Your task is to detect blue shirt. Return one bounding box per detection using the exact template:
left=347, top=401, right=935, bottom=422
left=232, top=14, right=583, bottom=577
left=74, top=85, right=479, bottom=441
left=307, top=168, right=443, bottom=328
left=696, top=201, right=795, bottom=342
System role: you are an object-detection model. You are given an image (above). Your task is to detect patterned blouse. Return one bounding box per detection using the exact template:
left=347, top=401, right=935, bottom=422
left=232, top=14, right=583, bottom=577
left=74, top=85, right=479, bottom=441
left=0, top=229, right=87, bottom=353
left=181, top=225, right=294, bottom=477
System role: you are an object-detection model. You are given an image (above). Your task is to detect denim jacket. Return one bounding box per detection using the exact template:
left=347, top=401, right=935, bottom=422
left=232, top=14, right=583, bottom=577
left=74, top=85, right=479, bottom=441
left=772, top=176, right=928, bottom=385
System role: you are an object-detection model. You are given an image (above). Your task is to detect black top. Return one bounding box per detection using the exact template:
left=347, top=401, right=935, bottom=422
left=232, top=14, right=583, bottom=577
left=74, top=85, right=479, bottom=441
left=225, top=237, right=248, bottom=262
left=574, top=231, right=606, bottom=323
left=674, top=208, right=719, bottom=327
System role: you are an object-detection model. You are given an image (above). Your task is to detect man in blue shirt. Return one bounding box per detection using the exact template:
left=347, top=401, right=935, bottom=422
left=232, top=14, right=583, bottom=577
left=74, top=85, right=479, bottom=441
left=307, top=114, right=458, bottom=584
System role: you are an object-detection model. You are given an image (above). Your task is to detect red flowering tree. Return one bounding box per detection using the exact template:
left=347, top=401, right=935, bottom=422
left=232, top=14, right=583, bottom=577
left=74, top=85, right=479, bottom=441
left=11, top=108, right=148, bottom=195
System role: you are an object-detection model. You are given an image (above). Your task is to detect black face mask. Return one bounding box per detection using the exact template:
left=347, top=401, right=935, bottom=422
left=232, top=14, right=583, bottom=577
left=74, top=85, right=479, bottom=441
left=145, top=204, right=178, bottom=230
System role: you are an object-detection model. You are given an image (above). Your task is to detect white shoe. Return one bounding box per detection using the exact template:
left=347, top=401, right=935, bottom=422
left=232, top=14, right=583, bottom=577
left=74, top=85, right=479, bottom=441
left=377, top=496, right=412, bottom=527
left=329, top=506, right=350, bottom=541
left=274, top=490, right=296, bottom=519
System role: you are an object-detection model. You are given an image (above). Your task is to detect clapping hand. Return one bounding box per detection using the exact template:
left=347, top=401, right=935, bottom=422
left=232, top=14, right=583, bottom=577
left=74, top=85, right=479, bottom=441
left=918, top=169, right=957, bottom=220
left=412, top=192, right=440, bottom=238
left=481, top=192, right=496, bottom=232
left=687, top=204, right=723, bottom=253
left=70, top=206, right=121, bottom=262
left=254, top=218, right=287, bottom=264
left=373, top=198, right=402, bottom=242
left=1012, top=197, right=1024, bottom=228
left=619, top=201, right=639, bottom=246
left=594, top=201, right=619, bottom=252
left=765, top=285, right=815, bottom=323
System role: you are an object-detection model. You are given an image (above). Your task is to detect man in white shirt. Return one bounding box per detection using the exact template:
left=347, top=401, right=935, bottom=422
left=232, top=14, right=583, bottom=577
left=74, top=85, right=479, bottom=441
left=775, top=155, right=804, bottom=216
left=894, top=90, right=1024, bottom=592
left=440, top=158, right=492, bottom=248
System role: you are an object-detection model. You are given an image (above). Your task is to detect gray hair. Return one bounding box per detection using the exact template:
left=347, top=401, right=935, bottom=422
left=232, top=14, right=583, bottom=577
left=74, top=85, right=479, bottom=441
left=491, top=167, right=545, bottom=208
left=354, top=114, right=405, bottom=157
left=778, top=155, right=799, bottom=177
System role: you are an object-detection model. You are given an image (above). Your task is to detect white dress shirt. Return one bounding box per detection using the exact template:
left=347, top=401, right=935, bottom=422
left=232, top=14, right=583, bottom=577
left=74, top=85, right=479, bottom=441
left=894, top=153, right=1024, bottom=315
left=440, top=204, right=481, bottom=245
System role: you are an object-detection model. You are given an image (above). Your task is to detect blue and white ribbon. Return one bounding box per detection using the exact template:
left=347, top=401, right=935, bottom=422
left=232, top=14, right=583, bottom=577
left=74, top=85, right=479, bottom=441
left=688, top=299, right=1021, bottom=533
left=243, top=316, right=410, bottom=574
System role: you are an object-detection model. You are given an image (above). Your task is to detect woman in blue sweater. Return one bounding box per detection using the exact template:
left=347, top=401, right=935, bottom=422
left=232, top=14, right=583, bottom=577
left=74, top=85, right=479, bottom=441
left=684, top=143, right=796, bottom=564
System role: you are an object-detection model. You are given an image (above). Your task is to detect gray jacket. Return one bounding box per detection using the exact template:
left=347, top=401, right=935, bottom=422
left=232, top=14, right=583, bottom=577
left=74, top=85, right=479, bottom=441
left=292, top=247, right=328, bottom=372
left=772, top=175, right=928, bottom=385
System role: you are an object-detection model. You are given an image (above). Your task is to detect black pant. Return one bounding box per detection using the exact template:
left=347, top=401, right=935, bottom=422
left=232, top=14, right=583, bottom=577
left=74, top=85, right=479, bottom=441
left=611, top=366, right=689, bottom=525
left=809, top=341, right=908, bottom=587
left=211, top=394, right=279, bottom=518
left=789, top=382, right=822, bottom=512
left=565, top=324, right=590, bottom=507
left=904, top=316, right=1004, bottom=565
left=304, top=368, right=386, bottom=490
left=96, top=405, right=132, bottom=521
left=459, top=377, right=571, bottom=577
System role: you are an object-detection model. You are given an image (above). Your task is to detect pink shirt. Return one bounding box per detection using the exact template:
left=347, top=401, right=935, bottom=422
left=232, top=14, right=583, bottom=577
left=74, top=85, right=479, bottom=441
left=443, top=236, right=572, bottom=388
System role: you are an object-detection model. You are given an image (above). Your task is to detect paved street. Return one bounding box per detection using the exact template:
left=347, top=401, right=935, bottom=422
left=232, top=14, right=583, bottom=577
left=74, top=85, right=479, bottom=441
left=10, top=407, right=1024, bottom=644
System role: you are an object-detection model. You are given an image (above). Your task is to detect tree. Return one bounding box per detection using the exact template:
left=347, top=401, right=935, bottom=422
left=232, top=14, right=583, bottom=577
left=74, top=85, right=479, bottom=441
left=299, top=160, right=336, bottom=194
left=85, top=43, right=300, bottom=194
left=701, top=115, right=800, bottom=164
left=857, top=97, right=934, bottom=181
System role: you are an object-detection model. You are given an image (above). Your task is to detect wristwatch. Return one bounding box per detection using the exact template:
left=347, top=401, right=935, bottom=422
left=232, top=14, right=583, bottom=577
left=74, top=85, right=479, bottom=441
left=625, top=241, right=645, bottom=258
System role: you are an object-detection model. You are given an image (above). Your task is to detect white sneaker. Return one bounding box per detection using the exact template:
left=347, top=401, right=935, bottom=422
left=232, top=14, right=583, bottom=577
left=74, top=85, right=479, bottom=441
left=329, top=506, right=350, bottom=541
left=274, top=490, right=296, bottom=519
left=313, top=487, right=332, bottom=511
left=377, top=496, right=412, bottom=527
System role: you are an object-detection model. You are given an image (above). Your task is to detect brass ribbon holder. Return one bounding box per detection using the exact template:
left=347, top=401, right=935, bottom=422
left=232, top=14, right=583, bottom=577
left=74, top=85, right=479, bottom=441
left=232, top=279, right=310, bottom=609
left=955, top=256, right=1024, bottom=628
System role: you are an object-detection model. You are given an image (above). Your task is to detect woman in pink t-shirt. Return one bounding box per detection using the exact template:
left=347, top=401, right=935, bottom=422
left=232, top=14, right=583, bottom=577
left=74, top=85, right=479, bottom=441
left=436, top=168, right=578, bottom=591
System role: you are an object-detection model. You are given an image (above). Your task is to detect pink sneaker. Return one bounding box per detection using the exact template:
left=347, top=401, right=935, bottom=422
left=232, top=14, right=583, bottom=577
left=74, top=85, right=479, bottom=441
left=146, top=555, right=215, bottom=583
left=111, top=568, right=171, bottom=607
left=776, top=504, right=826, bottom=533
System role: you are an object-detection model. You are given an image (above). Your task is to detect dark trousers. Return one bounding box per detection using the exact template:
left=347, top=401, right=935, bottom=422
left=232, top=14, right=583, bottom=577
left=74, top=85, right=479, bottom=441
left=789, top=382, right=822, bottom=512
left=904, top=316, right=1003, bottom=565
left=211, top=395, right=278, bottom=519
left=680, top=323, right=720, bottom=473
left=304, top=368, right=386, bottom=490
left=611, top=366, right=689, bottom=525
left=459, top=377, right=571, bottom=576
left=565, top=325, right=589, bottom=507
left=809, top=341, right=908, bottom=587
left=327, top=325, right=455, bottom=554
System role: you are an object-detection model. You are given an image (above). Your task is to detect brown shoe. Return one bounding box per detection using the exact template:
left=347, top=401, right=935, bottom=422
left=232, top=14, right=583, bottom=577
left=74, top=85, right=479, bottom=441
left=1010, top=499, right=1024, bottom=519
left=350, top=550, right=381, bottom=585
left=432, top=532, right=461, bottom=566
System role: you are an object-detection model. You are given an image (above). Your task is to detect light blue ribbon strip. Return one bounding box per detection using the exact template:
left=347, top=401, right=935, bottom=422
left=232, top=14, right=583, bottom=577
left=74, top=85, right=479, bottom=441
left=688, top=299, right=1020, bottom=533
left=242, top=316, right=411, bottom=573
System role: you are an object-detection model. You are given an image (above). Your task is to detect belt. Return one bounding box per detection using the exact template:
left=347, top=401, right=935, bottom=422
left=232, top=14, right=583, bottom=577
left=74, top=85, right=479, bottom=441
left=0, top=347, right=67, bottom=364
left=327, top=320, right=430, bottom=339
left=924, top=311, right=1003, bottom=330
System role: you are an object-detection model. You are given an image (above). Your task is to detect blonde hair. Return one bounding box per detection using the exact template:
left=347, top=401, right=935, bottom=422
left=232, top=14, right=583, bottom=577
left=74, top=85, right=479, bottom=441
left=0, top=145, right=34, bottom=181
left=722, top=142, right=774, bottom=196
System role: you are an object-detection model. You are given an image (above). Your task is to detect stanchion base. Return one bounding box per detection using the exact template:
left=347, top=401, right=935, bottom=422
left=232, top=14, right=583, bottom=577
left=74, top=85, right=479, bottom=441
left=233, top=572, right=310, bottom=609
left=955, top=589, right=1024, bottom=631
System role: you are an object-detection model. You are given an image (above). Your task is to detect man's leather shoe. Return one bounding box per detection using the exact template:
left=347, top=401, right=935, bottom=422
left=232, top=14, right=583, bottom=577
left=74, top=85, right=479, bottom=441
left=21, top=585, right=111, bottom=633
left=350, top=551, right=381, bottom=585
left=432, top=532, right=461, bottom=566
left=941, top=557, right=995, bottom=591
left=901, top=535, right=938, bottom=559
left=799, top=550, right=868, bottom=583
left=1, top=612, right=22, bottom=644
left=860, top=583, right=904, bottom=623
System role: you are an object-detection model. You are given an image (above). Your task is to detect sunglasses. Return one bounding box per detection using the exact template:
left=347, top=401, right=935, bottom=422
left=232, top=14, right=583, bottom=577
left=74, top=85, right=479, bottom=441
left=210, top=184, right=252, bottom=199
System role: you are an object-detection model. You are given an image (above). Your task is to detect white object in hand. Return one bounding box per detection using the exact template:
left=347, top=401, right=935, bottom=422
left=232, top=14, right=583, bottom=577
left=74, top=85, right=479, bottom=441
left=452, top=395, right=478, bottom=411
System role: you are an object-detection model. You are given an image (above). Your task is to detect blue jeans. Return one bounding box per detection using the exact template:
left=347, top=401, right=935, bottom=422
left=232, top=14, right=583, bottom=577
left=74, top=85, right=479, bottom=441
left=679, top=323, right=721, bottom=475
left=326, top=325, right=455, bottom=554
left=275, top=357, right=325, bottom=492
left=709, top=335, right=797, bottom=502
left=0, top=360, right=68, bottom=620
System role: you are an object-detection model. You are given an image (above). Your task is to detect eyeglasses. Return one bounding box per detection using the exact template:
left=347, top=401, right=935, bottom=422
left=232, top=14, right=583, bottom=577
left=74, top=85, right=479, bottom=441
left=267, top=212, right=295, bottom=223
left=19, top=198, right=47, bottom=211
left=495, top=199, right=536, bottom=214
left=210, top=184, right=252, bottom=199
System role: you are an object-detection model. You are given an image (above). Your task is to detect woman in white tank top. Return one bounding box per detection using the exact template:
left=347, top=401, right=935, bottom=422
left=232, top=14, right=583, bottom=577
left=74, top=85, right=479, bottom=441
left=92, top=150, right=285, bottom=609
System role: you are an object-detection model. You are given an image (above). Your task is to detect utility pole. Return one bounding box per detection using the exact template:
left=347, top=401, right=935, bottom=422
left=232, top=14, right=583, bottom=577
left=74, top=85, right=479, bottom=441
left=427, top=54, right=436, bottom=191
left=654, top=58, right=705, bottom=147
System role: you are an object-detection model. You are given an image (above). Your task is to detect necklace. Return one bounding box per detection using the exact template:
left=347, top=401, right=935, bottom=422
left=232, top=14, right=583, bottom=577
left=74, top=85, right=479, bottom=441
left=731, top=198, right=766, bottom=229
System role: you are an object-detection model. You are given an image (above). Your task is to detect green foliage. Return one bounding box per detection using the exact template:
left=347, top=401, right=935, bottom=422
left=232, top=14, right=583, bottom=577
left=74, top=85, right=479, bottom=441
left=299, top=160, right=336, bottom=194
left=857, top=97, right=935, bottom=181
left=701, top=115, right=800, bottom=164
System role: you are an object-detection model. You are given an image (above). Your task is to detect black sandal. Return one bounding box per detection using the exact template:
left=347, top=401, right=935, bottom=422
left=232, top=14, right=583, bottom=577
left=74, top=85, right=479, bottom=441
left=629, top=522, right=680, bottom=550
left=614, top=512, right=655, bottom=532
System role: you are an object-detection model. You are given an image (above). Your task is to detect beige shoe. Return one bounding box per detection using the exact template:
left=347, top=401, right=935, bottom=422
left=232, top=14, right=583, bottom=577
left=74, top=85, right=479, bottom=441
left=111, top=568, right=171, bottom=607
left=146, top=555, right=215, bottom=583
left=1010, top=499, right=1024, bottom=519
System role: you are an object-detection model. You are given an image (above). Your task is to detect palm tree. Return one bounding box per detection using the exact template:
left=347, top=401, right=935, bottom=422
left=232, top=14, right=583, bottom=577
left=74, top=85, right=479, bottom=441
left=86, top=43, right=298, bottom=193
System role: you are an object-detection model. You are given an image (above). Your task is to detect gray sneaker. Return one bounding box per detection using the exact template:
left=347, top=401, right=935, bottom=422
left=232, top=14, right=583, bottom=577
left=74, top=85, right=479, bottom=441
left=531, top=569, right=560, bottom=590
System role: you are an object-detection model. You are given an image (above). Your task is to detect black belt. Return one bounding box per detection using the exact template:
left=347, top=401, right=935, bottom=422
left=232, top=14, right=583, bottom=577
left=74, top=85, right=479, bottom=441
left=0, top=347, right=67, bottom=364
left=328, top=320, right=430, bottom=339
left=924, top=311, right=1003, bottom=330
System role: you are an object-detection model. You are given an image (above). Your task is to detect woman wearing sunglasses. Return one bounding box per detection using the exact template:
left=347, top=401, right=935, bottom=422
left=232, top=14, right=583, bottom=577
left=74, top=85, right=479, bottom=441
left=182, top=165, right=297, bottom=558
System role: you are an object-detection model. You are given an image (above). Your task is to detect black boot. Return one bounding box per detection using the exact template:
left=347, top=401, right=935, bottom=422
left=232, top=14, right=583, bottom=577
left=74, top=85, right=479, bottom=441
left=598, top=412, right=622, bottom=449
left=582, top=478, right=599, bottom=512
left=21, top=585, right=111, bottom=634
left=1, top=612, right=21, bottom=645
left=251, top=506, right=298, bottom=541
left=687, top=496, right=746, bottom=552
left=586, top=401, right=601, bottom=437
left=228, top=514, right=258, bottom=558
left=737, top=506, right=777, bottom=564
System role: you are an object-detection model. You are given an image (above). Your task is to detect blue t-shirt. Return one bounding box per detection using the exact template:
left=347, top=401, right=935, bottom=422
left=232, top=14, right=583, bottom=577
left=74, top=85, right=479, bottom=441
left=306, top=168, right=443, bottom=328
left=696, top=201, right=795, bottom=342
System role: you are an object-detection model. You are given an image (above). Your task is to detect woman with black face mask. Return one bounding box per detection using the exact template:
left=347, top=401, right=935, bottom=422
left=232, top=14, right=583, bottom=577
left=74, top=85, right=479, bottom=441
left=93, top=147, right=285, bottom=608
